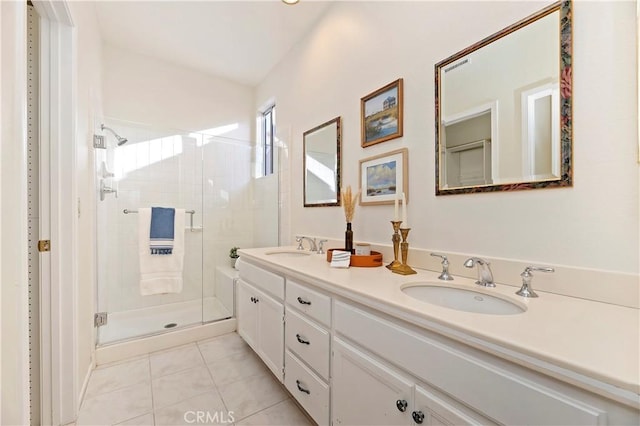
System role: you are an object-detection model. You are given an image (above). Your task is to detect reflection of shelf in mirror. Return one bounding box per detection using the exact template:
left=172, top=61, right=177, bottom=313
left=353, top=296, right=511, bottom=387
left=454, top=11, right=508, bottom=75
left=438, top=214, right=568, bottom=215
left=446, top=138, right=491, bottom=153
left=445, top=139, right=492, bottom=187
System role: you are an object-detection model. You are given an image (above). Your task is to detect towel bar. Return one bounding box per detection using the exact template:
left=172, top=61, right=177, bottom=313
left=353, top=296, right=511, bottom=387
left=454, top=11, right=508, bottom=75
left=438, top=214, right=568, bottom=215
left=123, top=209, right=197, bottom=232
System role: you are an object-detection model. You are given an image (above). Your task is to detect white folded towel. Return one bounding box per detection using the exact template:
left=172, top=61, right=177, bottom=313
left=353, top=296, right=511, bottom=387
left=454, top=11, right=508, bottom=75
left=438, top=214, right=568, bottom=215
left=138, top=208, right=185, bottom=295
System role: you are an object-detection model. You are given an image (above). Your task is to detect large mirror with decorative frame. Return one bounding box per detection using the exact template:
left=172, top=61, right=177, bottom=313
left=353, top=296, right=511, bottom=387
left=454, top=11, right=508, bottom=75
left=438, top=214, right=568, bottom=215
left=304, top=117, right=341, bottom=207
left=435, top=0, right=572, bottom=195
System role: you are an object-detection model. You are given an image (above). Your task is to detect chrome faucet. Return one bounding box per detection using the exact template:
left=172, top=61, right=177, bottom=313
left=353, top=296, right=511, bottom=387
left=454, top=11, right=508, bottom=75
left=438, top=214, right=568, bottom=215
left=516, top=266, right=554, bottom=298
left=463, top=257, right=495, bottom=287
left=295, top=236, right=317, bottom=252
left=430, top=253, right=453, bottom=281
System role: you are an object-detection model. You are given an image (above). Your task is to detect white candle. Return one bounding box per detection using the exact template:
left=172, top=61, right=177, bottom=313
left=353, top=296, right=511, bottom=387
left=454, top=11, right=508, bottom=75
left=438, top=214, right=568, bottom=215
left=394, top=194, right=399, bottom=221
left=402, top=192, right=407, bottom=227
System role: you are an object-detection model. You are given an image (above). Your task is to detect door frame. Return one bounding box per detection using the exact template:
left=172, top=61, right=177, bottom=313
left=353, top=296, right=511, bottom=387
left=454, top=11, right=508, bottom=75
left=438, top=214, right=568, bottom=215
left=32, top=1, right=78, bottom=424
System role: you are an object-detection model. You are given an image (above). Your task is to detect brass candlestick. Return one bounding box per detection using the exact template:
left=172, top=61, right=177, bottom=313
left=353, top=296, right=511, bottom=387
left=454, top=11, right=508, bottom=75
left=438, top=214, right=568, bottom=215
left=386, top=221, right=402, bottom=270
left=392, top=228, right=417, bottom=275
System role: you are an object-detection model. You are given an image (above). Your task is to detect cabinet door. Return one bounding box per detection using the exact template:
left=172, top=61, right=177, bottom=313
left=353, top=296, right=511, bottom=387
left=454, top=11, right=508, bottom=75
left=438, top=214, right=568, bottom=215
left=237, top=280, right=258, bottom=350
left=332, top=337, right=414, bottom=426
left=413, top=385, right=492, bottom=426
left=256, top=288, right=284, bottom=382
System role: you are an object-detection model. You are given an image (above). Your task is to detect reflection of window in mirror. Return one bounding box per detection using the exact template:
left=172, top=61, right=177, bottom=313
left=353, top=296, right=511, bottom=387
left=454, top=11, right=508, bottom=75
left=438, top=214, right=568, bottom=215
left=521, top=83, right=559, bottom=180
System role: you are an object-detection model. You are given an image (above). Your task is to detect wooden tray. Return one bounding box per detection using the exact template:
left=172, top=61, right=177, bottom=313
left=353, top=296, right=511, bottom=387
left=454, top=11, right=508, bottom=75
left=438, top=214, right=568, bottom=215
left=326, top=249, right=383, bottom=267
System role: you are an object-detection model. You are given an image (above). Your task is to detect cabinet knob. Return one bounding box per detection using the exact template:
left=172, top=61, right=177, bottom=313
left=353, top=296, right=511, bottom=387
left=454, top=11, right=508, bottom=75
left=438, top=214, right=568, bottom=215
left=412, top=411, right=425, bottom=424
left=296, top=380, right=310, bottom=395
left=396, top=399, right=408, bottom=412
left=297, top=296, right=311, bottom=305
left=296, top=334, right=310, bottom=345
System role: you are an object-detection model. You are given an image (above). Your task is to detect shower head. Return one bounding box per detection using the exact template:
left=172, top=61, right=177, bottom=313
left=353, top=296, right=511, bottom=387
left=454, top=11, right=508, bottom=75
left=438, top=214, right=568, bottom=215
left=101, top=124, right=128, bottom=146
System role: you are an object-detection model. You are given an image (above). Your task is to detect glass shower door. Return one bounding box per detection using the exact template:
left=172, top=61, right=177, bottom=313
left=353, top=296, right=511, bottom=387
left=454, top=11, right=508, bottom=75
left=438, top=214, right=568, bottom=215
left=95, top=121, right=204, bottom=345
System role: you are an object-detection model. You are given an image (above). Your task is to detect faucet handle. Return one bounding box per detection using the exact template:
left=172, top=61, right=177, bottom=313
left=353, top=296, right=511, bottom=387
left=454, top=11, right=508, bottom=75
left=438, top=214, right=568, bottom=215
left=524, top=266, right=555, bottom=275
left=430, top=253, right=453, bottom=281
left=317, top=239, right=328, bottom=254
left=516, top=265, right=554, bottom=298
left=295, top=236, right=304, bottom=251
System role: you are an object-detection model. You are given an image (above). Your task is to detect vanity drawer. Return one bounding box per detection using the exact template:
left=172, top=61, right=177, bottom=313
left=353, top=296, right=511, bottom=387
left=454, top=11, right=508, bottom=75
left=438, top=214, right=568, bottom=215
left=286, top=280, right=331, bottom=326
left=285, top=350, right=329, bottom=426
left=285, top=308, right=330, bottom=380
left=334, top=301, right=605, bottom=426
left=238, top=260, right=284, bottom=300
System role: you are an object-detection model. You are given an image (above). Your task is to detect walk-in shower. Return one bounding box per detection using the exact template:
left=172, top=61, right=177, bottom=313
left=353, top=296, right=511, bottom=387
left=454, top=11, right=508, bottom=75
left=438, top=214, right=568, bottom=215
left=94, top=119, right=279, bottom=346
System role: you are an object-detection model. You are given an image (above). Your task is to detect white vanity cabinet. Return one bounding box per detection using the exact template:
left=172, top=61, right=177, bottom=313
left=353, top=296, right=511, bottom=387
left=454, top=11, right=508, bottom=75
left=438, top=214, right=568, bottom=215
left=332, top=337, right=414, bottom=426
left=236, top=260, right=285, bottom=382
left=237, top=256, right=639, bottom=426
left=332, top=337, right=493, bottom=426
left=332, top=301, right=636, bottom=426
left=284, top=279, right=332, bottom=425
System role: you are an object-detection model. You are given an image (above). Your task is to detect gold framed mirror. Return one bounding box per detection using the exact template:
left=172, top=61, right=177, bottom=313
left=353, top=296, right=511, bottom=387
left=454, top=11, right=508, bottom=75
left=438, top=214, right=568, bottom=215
left=303, top=117, right=342, bottom=207
left=435, top=0, right=572, bottom=195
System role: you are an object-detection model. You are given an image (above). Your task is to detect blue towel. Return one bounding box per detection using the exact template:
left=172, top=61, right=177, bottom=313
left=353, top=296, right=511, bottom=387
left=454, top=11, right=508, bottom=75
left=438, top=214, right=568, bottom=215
left=149, top=207, right=175, bottom=255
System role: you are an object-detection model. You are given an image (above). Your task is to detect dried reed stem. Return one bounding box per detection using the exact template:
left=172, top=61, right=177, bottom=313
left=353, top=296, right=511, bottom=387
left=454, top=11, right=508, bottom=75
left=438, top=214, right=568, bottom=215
left=341, top=185, right=361, bottom=223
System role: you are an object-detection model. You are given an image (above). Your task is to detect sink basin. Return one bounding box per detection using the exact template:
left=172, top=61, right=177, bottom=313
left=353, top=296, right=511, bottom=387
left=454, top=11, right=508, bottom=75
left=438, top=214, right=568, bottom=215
left=401, top=284, right=525, bottom=315
left=264, top=249, right=312, bottom=258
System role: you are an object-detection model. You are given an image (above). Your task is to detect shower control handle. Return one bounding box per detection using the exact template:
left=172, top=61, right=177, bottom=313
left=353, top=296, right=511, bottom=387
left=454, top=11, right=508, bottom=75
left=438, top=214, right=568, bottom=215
left=100, top=179, right=118, bottom=201
left=250, top=297, right=259, bottom=303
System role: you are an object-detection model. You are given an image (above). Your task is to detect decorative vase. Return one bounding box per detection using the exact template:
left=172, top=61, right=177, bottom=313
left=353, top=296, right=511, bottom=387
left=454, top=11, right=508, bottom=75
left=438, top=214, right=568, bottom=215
left=345, top=222, right=353, bottom=252
left=230, top=257, right=238, bottom=269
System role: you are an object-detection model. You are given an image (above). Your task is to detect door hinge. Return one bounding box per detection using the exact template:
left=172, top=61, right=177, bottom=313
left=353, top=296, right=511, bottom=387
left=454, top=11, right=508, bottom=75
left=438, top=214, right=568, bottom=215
left=94, top=312, right=108, bottom=327
left=38, top=240, right=51, bottom=252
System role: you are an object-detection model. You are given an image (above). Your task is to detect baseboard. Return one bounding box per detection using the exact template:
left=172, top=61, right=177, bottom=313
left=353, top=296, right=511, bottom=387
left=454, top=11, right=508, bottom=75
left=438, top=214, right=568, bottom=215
left=95, top=318, right=237, bottom=366
left=77, top=358, right=94, bottom=415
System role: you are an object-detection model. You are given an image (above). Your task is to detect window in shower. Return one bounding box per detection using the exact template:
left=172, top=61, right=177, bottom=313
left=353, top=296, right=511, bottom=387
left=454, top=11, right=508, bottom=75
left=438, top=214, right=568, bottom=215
left=261, top=105, right=276, bottom=176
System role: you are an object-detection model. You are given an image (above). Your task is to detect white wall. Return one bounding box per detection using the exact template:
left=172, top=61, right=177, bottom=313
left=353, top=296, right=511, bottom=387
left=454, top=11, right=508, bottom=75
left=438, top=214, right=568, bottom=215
left=0, top=2, right=30, bottom=424
left=102, top=44, right=255, bottom=135
left=256, top=0, right=639, bottom=275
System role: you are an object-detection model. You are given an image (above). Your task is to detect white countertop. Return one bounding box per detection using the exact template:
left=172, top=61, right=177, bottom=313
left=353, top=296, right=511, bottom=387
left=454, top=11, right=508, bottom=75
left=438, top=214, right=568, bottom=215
left=238, top=247, right=640, bottom=406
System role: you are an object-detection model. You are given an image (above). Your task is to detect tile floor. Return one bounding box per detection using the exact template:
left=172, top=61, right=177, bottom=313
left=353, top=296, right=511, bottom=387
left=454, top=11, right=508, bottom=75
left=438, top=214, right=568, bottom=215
left=77, top=332, right=313, bottom=426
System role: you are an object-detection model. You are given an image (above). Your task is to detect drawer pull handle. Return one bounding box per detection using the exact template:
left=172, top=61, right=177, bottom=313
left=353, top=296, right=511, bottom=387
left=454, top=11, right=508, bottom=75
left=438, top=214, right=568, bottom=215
left=412, top=411, right=425, bottom=424
left=296, top=334, right=310, bottom=345
left=296, top=380, right=310, bottom=395
left=297, top=297, right=311, bottom=305
left=396, top=399, right=408, bottom=412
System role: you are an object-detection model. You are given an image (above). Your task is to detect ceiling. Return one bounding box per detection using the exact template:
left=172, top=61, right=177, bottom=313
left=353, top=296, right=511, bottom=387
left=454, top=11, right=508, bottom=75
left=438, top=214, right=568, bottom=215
left=94, top=1, right=332, bottom=87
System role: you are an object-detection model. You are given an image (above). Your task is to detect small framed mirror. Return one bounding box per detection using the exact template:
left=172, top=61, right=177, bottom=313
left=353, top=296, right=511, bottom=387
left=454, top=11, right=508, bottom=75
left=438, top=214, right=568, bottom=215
left=435, top=0, right=572, bottom=195
left=304, top=117, right=341, bottom=207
